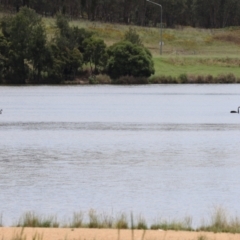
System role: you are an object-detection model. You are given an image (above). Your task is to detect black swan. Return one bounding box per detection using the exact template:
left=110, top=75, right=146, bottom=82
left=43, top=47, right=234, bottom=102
left=230, top=107, right=240, bottom=113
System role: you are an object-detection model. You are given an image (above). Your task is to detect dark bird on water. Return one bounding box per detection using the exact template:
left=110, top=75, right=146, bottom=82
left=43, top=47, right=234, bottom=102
left=230, top=107, right=240, bottom=113
left=0, top=109, right=2, bottom=114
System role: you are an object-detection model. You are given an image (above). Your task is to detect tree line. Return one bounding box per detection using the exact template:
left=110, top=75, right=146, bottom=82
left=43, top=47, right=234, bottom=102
left=1, top=0, right=240, bottom=28
left=0, top=7, right=154, bottom=84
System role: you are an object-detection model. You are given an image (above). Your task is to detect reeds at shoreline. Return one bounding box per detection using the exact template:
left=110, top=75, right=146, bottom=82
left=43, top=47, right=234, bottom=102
left=2, top=207, right=240, bottom=234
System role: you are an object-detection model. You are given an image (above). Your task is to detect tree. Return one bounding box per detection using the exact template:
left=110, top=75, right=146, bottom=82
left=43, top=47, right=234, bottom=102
left=53, top=15, right=87, bottom=80
left=0, top=36, right=9, bottom=82
left=55, top=14, right=93, bottom=51
left=0, top=7, right=47, bottom=83
left=2, top=0, right=240, bottom=28
left=28, top=21, right=48, bottom=81
left=69, top=48, right=83, bottom=78
left=124, top=27, right=143, bottom=46
left=56, top=13, right=71, bottom=38
left=106, top=41, right=154, bottom=79
left=83, top=37, right=107, bottom=73
left=49, top=37, right=83, bottom=81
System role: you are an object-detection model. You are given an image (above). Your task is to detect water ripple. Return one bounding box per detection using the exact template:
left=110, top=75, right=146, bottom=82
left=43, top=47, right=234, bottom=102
left=1, top=122, right=240, bottom=131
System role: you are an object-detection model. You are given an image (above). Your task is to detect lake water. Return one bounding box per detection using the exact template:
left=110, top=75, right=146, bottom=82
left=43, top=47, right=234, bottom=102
left=0, top=85, right=240, bottom=227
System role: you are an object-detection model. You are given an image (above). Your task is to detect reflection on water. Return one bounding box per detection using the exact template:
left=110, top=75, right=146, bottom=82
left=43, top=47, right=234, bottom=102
left=0, top=85, right=240, bottom=226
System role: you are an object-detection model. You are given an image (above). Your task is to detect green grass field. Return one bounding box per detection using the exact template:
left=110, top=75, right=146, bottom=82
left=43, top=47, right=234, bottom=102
left=153, top=56, right=240, bottom=77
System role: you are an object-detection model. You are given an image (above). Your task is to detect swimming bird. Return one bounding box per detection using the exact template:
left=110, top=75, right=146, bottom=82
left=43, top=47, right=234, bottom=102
left=230, top=106, right=240, bottom=113
left=0, top=109, right=2, bottom=114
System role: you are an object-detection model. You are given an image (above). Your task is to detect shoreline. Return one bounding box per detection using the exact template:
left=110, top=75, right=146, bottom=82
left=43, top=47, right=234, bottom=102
left=1, top=228, right=240, bottom=240
left=1, top=72, right=240, bottom=85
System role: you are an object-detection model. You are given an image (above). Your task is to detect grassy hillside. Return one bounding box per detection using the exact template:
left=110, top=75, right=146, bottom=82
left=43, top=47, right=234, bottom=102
left=43, top=18, right=240, bottom=55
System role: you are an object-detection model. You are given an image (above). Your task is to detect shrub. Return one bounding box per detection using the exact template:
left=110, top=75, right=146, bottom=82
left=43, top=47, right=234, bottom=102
left=95, top=74, right=112, bottom=84
left=89, top=75, right=98, bottom=84
left=214, top=73, right=236, bottom=83
left=178, top=73, right=188, bottom=83
left=149, top=75, right=178, bottom=84
left=204, top=75, right=214, bottom=84
left=107, top=41, right=154, bottom=79
left=114, top=75, right=148, bottom=84
left=187, top=75, right=207, bottom=84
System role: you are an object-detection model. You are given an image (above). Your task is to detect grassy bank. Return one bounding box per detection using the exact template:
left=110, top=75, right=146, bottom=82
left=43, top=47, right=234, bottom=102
left=2, top=208, right=240, bottom=234
left=153, top=56, right=240, bottom=78
left=41, top=17, right=240, bottom=79
left=2, top=13, right=240, bottom=82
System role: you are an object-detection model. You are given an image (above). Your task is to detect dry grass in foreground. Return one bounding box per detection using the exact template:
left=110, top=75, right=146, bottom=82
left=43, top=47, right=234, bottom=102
left=1, top=208, right=240, bottom=240
left=0, top=207, right=239, bottom=234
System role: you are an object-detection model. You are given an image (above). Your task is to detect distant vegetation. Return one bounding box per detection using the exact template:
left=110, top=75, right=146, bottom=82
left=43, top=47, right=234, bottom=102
left=0, top=7, right=154, bottom=84
left=1, top=5, right=240, bottom=84
left=1, top=0, right=240, bottom=29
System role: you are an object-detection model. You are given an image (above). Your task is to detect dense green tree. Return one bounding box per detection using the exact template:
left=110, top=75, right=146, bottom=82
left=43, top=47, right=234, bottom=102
left=28, top=21, right=48, bottom=81
left=83, top=37, right=107, bottom=73
left=55, top=14, right=93, bottom=51
left=2, top=0, right=240, bottom=28
left=56, top=13, right=71, bottom=38
left=0, top=37, right=7, bottom=82
left=53, top=15, right=88, bottom=80
left=0, top=7, right=48, bottom=83
left=69, top=48, right=83, bottom=78
left=192, top=0, right=240, bottom=28
left=48, top=41, right=83, bottom=81
left=2, top=8, right=33, bottom=82
left=107, top=41, right=154, bottom=79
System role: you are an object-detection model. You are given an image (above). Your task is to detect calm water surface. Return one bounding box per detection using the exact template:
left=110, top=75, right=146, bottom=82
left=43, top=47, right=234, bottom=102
left=0, top=85, right=240, bottom=226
